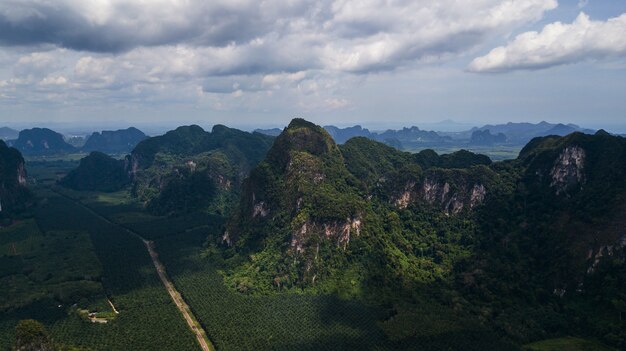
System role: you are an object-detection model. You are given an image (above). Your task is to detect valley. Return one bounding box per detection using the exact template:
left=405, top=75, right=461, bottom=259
left=0, top=119, right=624, bottom=351
left=2, top=2, right=626, bottom=349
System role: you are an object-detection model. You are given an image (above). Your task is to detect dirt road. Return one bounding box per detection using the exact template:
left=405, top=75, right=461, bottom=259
left=144, top=240, right=215, bottom=351
left=52, top=189, right=215, bottom=351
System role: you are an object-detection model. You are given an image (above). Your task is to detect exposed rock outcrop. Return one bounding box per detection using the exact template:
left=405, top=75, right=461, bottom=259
left=290, top=217, right=362, bottom=254
left=0, top=141, right=31, bottom=216
left=394, top=177, right=487, bottom=214
left=550, top=145, right=586, bottom=195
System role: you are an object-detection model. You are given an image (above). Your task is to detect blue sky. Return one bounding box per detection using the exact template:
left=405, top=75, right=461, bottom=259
left=0, top=0, right=625, bottom=132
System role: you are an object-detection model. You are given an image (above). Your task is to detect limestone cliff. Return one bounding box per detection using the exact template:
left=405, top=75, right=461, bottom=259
left=0, top=140, right=31, bottom=217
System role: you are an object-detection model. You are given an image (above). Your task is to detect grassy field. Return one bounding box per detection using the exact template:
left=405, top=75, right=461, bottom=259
left=524, top=337, right=617, bottom=351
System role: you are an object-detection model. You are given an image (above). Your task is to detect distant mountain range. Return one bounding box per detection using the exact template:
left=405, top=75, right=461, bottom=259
left=4, top=127, right=147, bottom=155
left=0, top=127, right=19, bottom=141
left=0, top=121, right=603, bottom=157
left=472, top=121, right=596, bottom=144
left=82, top=127, right=147, bottom=153
left=10, top=128, right=77, bottom=155
left=256, top=121, right=598, bottom=150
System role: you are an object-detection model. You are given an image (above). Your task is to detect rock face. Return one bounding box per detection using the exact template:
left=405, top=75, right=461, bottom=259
left=586, top=234, right=626, bottom=275
left=227, top=119, right=367, bottom=284
left=0, top=140, right=31, bottom=216
left=393, top=175, right=488, bottom=214
left=228, top=119, right=497, bottom=289
left=290, top=217, right=363, bottom=254
left=550, top=145, right=586, bottom=195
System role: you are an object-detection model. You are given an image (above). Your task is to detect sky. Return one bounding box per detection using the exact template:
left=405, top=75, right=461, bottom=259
left=0, top=0, right=625, bottom=133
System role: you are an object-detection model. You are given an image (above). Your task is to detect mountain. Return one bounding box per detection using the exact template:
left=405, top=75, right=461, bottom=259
left=253, top=128, right=283, bottom=136
left=225, top=119, right=495, bottom=292
left=374, top=126, right=452, bottom=147
left=60, top=125, right=274, bottom=215
left=0, top=127, right=19, bottom=140
left=64, top=135, right=87, bottom=148
left=417, top=119, right=476, bottom=132
left=470, top=129, right=507, bottom=145
left=12, top=128, right=76, bottom=155
left=259, top=124, right=452, bottom=148
left=0, top=140, right=31, bottom=218
left=323, top=125, right=373, bottom=144
left=473, top=121, right=595, bottom=144
left=128, top=125, right=274, bottom=215
left=59, top=152, right=130, bottom=192
left=221, top=118, right=626, bottom=348
left=82, top=127, right=147, bottom=153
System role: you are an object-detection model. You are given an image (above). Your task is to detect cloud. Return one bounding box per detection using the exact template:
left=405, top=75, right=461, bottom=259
left=468, top=12, right=626, bottom=73
left=0, top=0, right=291, bottom=53
left=0, top=0, right=559, bottom=113
left=0, top=1, right=556, bottom=71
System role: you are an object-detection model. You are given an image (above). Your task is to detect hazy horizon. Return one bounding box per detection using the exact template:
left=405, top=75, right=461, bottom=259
left=2, top=117, right=625, bottom=137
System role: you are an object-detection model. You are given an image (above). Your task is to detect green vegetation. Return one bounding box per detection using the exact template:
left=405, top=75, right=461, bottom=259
left=0, top=218, right=102, bottom=310
left=0, top=187, right=198, bottom=351
left=0, top=140, right=32, bottom=218
left=129, top=124, right=274, bottom=215
left=524, top=337, right=617, bottom=351
left=222, top=120, right=626, bottom=349
left=109, top=210, right=512, bottom=351
left=59, top=152, right=130, bottom=192
left=2, top=120, right=625, bottom=350
left=405, top=144, right=522, bottom=161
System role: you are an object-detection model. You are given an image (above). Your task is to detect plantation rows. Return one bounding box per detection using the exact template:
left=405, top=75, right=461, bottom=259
left=22, top=187, right=516, bottom=350
left=72, top=188, right=516, bottom=350
left=0, top=188, right=199, bottom=351
left=155, top=230, right=386, bottom=351
left=152, top=230, right=517, bottom=351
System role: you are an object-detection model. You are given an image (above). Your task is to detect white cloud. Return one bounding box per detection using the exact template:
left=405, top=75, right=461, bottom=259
left=0, top=0, right=559, bottom=112
left=468, top=12, right=626, bottom=73
left=40, top=75, right=68, bottom=86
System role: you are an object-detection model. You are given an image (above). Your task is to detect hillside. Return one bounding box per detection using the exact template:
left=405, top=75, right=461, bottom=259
left=59, top=152, right=130, bottom=192
left=461, top=130, right=626, bottom=343
left=12, top=128, right=76, bottom=155
left=128, top=125, right=275, bottom=215
left=82, top=127, right=147, bottom=153
left=0, top=140, right=31, bottom=218
left=222, top=119, right=626, bottom=348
